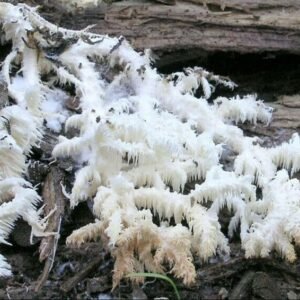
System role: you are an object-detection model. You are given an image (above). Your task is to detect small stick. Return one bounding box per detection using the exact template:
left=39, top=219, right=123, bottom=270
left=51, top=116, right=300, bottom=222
left=35, top=217, right=62, bottom=292
left=35, top=168, right=66, bottom=292
left=109, top=37, right=125, bottom=54
left=60, top=254, right=104, bottom=293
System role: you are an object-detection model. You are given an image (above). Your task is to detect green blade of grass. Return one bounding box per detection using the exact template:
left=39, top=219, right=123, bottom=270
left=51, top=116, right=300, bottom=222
left=126, top=272, right=180, bottom=300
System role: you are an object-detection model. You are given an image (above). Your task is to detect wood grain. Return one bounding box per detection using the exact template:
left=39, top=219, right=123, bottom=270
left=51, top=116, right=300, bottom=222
left=39, top=0, right=300, bottom=54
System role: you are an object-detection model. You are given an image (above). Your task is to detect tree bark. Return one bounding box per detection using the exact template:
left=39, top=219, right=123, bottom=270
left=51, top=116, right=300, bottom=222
left=38, top=0, right=300, bottom=55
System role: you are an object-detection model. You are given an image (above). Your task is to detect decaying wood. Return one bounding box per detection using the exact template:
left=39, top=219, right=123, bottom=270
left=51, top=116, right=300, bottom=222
left=189, top=0, right=300, bottom=10
left=197, top=256, right=247, bottom=282
left=86, top=276, right=112, bottom=294
left=229, top=271, right=284, bottom=300
left=37, top=0, right=300, bottom=57
left=1, top=3, right=300, bottom=298
left=271, top=95, right=300, bottom=129
left=0, top=284, right=61, bottom=300
left=39, top=167, right=65, bottom=262
left=35, top=167, right=66, bottom=292
left=197, top=255, right=300, bottom=285
left=241, top=95, right=300, bottom=146
left=229, top=271, right=255, bottom=300
left=39, top=130, right=58, bottom=158
left=252, top=272, right=283, bottom=299
left=60, top=254, right=105, bottom=293
left=0, top=81, right=8, bottom=110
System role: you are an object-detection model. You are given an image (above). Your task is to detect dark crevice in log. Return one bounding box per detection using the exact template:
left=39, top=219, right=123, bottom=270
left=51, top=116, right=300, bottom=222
left=158, top=52, right=300, bottom=103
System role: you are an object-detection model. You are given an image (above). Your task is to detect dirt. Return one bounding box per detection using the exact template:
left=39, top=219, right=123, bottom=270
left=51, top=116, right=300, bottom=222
left=1, top=238, right=300, bottom=299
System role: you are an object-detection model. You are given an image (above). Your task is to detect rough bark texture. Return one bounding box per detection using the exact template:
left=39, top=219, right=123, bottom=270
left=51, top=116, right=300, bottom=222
left=241, top=95, right=300, bottom=147
left=36, top=0, right=300, bottom=55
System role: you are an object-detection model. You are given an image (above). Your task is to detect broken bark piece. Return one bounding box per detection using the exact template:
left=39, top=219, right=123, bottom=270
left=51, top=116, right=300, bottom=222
left=197, top=255, right=300, bottom=285
left=240, top=95, right=300, bottom=147
left=65, top=96, right=82, bottom=113
left=252, top=272, right=282, bottom=300
left=270, top=97, right=300, bottom=129
left=86, top=276, right=111, bottom=294
left=229, top=271, right=255, bottom=300
left=35, top=167, right=67, bottom=292
left=185, top=0, right=300, bottom=13
left=39, top=129, right=59, bottom=158
left=60, top=254, right=104, bottom=293
left=277, top=95, right=300, bottom=108
left=39, top=167, right=66, bottom=261
left=0, top=81, right=9, bottom=110
left=198, top=257, right=246, bottom=282
left=0, top=284, right=61, bottom=300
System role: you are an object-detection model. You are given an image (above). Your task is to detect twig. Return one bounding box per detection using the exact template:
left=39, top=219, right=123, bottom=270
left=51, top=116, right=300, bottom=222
left=35, top=217, right=61, bottom=292
left=35, top=167, right=66, bottom=292
left=229, top=271, right=255, bottom=300
left=60, top=254, right=104, bottom=293
left=109, top=36, right=125, bottom=54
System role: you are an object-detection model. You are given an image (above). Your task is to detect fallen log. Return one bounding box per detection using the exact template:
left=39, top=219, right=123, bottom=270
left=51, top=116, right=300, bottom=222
left=36, top=0, right=300, bottom=56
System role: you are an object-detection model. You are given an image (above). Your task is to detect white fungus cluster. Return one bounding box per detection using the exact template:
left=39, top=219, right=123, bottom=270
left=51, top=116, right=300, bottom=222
left=0, top=2, right=300, bottom=286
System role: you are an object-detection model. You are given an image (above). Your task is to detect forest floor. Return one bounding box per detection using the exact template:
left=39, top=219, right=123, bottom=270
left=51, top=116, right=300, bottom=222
left=0, top=46, right=300, bottom=299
